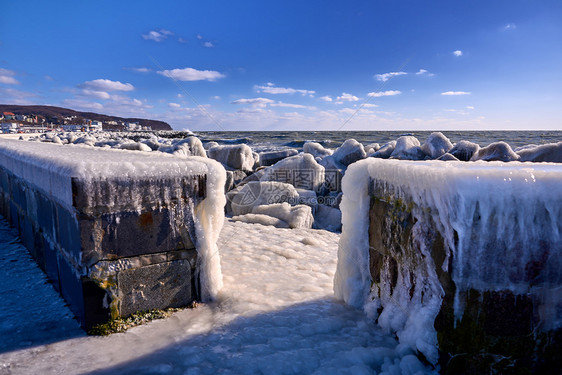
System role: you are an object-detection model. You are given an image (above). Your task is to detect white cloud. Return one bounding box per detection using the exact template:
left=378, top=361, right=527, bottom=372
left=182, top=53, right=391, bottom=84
left=231, top=98, right=275, bottom=105
left=142, top=29, right=173, bottom=42
left=80, top=89, right=111, bottom=100
left=131, top=67, right=151, bottom=73
left=211, top=95, right=221, bottom=100
left=319, top=96, right=333, bottom=102
left=168, top=102, right=181, bottom=108
left=254, top=83, right=315, bottom=96
left=80, top=79, right=134, bottom=92
left=336, top=92, right=360, bottom=102
left=157, top=67, right=225, bottom=81
left=0, top=68, right=19, bottom=85
left=466, top=105, right=475, bottom=110
left=178, top=37, right=188, bottom=43
left=61, top=99, right=104, bottom=111
left=367, top=90, right=402, bottom=97
left=503, top=23, right=516, bottom=31
left=362, top=103, right=379, bottom=108
left=203, top=41, right=214, bottom=48
left=453, top=50, right=463, bottom=57
left=415, top=69, right=434, bottom=77
left=196, top=34, right=203, bottom=40
left=374, top=71, right=407, bottom=82
left=441, top=91, right=471, bottom=96
left=270, top=102, right=317, bottom=110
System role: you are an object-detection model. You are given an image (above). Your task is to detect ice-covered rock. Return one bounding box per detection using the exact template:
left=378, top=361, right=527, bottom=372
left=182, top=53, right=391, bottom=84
left=252, top=202, right=314, bottom=229
left=517, top=141, right=562, bottom=163
left=296, top=188, right=318, bottom=206
left=319, top=156, right=345, bottom=193
left=449, top=140, right=480, bottom=161
left=371, top=141, right=396, bottom=159
left=227, top=181, right=299, bottom=216
left=470, top=141, right=520, bottom=162
left=303, top=141, right=333, bottom=159
left=224, top=170, right=248, bottom=192
left=436, top=153, right=459, bottom=161
left=390, top=136, right=426, bottom=160
left=312, top=205, right=342, bottom=232
left=171, top=137, right=207, bottom=158
left=332, top=139, right=367, bottom=167
left=120, top=142, right=152, bottom=152
left=259, top=149, right=298, bottom=167
left=208, top=144, right=255, bottom=171
left=231, top=213, right=290, bottom=228
left=204, top=141, right=219, bottom=150
left=261, top=153, right=325, bottom=192
left=421, top=132, right=453, bottom=159
left=365, top=143, right=381, bottom=157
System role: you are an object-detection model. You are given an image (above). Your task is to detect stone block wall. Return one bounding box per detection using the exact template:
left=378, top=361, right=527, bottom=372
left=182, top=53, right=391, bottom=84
left=0, top=141, right=212, bottom=330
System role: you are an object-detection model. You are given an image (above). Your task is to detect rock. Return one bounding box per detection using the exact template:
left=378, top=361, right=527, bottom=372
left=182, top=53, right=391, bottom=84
left=252, top=202, right=314, bottom=229
left=437, top=153, right=460, bottom=161
left=296, top=188, right=318, bottom=206
left=449, top=140, right=480, bottom=161
left=470, top=141, right=520, bottom=162
left=204, top=141, right=219, bottom=150
left=365, top=143, right=381, bottom=156
left=261, top=153, right=325, bottom=192
left=517, top=142, right=562, bottom=163
left=227, top=181, right=299, bottom=216
left=120, top=142, right=152, bottom=152
left=208, top=144, right=255, bottom=171
left=312, top=205, right=342, bottom=232
left=171, top=137, right=206, bottom=158
left=224, top=170, right=247, bottom=192
left=303, top=141, right=333, bottom=159
left=332, top=139, right=367, bottom=166
left=372, top=141, right=397, bottom=159
left=231, top=213, right=290, bottom=228
left=237, top=168, right=267, bottom=187
left=319, top=156, right=345, bottom=193
left=390, top=136, right=426, bottom=160
left=421, top=132, right=453, bottom=159
left=259, top=149, right=299, bottom=167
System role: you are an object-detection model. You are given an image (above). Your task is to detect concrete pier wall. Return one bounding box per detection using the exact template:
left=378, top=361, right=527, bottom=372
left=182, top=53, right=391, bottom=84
left=0, top=139, right=223, bottom=329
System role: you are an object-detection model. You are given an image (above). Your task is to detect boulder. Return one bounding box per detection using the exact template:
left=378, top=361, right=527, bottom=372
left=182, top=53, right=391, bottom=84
left=259, top=149, right=299, bottom=167
left=470, top=141, right=520, bottom=162
left=517, top=142, right=562, bottom=163
left=171, top=137, right=207, bottom=158
left=421, top=132, right=453, bottom=159
left=261, top=153, right=325, bottom=192
left=365, top=143, right=381, bottom=157
left=449, top=140, right=480, bottom=161
left=252, top=203, right=314, bottom=229
left=227, top=181, right=299, bottom=216
left=390, top=136, right=426, bottom=160
left=231, top=213, right=290, bottom=229
left=319, top=156, right=345, bottom=193
left=332, top=139, right=367, bottom=166
left=296, top=188, right=318, bottom=206
left=312, top=205, right=342, bottom=232
left=120, top=142, right=152, bottom=152
left=208, top=144, right=255, bottom=171
left=372, top=141, right=397, bottom=159
left=437, top=153, right=460, bottom=161
left=303, top=141, right=333, bottom=159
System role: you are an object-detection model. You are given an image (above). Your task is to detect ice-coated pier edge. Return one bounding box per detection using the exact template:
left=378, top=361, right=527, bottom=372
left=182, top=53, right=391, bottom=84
left=335, top=158, right=562, bottom=372
left=0, top=139, right=225, bottom=329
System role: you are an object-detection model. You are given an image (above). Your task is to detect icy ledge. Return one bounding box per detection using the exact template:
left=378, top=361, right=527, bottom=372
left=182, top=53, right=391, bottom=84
left=334, top=158, right=562, bottom=367
left=0, top=139, right=225, bottom=302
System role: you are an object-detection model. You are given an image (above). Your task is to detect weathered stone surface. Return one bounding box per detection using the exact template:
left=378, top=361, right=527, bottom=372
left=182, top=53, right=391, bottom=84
left=118, top=259, right=193, bottom=317
left=368, top=182, right=562, bottom=373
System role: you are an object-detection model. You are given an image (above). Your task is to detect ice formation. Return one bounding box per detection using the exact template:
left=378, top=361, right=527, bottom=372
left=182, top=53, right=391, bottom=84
left=420, top=132, right=453, bottom=159
left=517, top=141, right=562, bottom=162
left=227, top=181, right=300, bottom=216
left=0, top=139, right=226, bottom=301
left=390, top=136, right=425, bottom=160
left=261, top=153, right=325, bottom=192
left=331, top=139, right=367, bottom=166
left=207, top=144, right=255, bottom=171
left=470, top=141, right=520, bottom=162
left=303, top=141, right=333, bottom=158
left=335, top=158, right=562, bottom=363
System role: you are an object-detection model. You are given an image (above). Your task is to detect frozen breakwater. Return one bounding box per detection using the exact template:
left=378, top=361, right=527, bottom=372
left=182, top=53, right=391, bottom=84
left=335, top=158, right=562, bottom=372
left=0, top=139, right=225, bottom=329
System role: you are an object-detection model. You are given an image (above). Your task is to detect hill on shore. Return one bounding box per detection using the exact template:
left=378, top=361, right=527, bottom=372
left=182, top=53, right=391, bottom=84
left=0, top=104, right=172, bottom=131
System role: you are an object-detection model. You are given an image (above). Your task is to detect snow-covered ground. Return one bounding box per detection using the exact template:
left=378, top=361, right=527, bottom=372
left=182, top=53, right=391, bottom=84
left=0, top=217, right=434, bottom=375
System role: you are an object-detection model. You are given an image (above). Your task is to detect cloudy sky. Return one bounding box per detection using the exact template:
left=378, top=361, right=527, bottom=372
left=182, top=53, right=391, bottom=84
left=1, top=0, right=561, bottom=131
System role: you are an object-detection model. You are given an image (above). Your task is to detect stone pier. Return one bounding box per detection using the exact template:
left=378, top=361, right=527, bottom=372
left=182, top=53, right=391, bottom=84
left=336, top=159, right=562, bottom=374
left=0, top=139, right=224, bottom=329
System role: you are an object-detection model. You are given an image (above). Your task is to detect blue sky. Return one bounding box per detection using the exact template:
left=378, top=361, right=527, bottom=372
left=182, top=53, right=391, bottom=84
left=1, top=0, right=561, bottom=131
